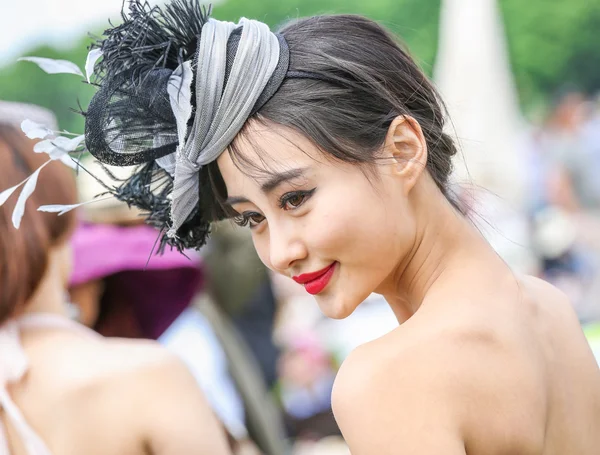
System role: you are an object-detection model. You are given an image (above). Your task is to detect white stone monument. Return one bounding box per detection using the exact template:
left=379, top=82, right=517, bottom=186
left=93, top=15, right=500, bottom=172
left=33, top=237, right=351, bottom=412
left=434, top=0, right=536, bottom=273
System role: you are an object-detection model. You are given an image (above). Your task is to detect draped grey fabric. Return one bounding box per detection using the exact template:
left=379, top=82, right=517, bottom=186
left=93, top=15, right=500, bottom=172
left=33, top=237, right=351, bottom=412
left=166, top=18, right=281, bottom=238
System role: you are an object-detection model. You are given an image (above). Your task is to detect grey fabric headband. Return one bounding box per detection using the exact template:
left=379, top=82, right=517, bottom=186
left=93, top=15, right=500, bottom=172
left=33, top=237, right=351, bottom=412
left=162, top=18, right=283, bottom=238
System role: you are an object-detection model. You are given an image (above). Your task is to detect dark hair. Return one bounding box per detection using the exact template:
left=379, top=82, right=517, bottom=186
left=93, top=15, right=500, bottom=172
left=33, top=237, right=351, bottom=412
left=0, top=124, right=77, bottom=324
left=204, top=14, right=462, bottom=217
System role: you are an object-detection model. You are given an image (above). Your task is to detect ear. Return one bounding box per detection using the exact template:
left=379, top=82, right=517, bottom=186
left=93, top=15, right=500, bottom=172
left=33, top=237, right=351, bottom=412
left=382, top=115, right=428, bottom=193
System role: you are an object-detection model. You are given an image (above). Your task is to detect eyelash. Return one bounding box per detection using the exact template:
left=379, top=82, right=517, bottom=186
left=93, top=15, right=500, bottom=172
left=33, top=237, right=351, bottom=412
left=278, top=189, right=315, bottom=210
left=233, top=189, right=315, bottom=229
left=233, top=213, right=263, bottom=228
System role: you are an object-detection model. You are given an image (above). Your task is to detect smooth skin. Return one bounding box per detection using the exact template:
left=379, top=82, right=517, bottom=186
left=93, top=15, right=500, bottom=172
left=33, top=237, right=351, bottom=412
left=4, top=243, right=231, bottom=455
left=218, top=116, right=600, bottom=454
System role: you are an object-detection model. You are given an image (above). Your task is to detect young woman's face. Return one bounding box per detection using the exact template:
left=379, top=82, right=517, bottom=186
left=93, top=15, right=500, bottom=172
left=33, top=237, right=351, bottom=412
left=217, top=124, right=417, bottom=319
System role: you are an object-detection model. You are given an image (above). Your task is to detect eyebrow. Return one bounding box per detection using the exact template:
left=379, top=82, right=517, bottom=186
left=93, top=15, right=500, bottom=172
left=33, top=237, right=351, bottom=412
left=225, top=167, right=308, bottom=206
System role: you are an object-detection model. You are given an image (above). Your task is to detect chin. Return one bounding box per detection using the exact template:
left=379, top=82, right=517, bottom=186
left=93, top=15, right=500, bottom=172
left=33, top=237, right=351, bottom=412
left=314, top=293, right=363, bottom=320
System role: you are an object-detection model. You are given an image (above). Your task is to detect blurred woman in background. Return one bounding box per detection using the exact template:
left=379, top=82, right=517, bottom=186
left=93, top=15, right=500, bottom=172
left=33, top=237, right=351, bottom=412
left=67, top=158, right=257, bottom=453
left=0, top=103, right=230, bottom=455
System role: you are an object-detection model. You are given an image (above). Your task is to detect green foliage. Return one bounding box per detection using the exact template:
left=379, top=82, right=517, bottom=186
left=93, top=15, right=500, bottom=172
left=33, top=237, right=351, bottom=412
left=500, top=0, right=600, bottom=109
left=0, top=0, right=598, bottom=129
left=212, top=0, right=442, bottom=74
left=0, top=39, right=96, bottom=133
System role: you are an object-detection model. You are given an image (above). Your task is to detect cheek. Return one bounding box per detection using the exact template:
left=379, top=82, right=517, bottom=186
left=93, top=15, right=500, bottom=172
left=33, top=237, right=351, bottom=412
left=316, top=184, right=413, bottom=295
left=312, top=188, right=406, bottom=262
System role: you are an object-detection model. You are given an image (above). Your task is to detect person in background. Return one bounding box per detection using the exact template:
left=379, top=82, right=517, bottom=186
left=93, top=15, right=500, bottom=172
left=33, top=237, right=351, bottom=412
left=68, top=158, right=286, bottom=455
left=529, top=91, right=600, bottom=321
left=67, top=158, right=254, bottom=450
left=0, top=103, right=231, bottom=455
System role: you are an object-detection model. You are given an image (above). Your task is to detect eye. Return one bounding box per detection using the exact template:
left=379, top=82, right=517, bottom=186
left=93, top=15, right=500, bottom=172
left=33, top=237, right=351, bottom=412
left=278, top=189, right=315, bottom=211
left=234, top=211, right=265, bottom=229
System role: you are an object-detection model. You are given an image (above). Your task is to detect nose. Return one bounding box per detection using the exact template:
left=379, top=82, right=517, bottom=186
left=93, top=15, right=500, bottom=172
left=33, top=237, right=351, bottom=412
left=268, top=224, right=308, bottom=273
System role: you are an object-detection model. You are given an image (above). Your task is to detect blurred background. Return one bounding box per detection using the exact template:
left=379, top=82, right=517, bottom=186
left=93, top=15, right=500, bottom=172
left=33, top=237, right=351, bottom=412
left=1, top=0, right=600, bottom=454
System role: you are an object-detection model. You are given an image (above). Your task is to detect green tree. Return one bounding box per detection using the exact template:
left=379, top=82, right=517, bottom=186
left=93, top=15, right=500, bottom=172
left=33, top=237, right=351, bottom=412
left=0, top=40, right=95, bottom=133
left=212, top=0, right=442, bottom=73
left=0, top=0, right=599, bottom=129
left=500, top=0, right=600, bottom=110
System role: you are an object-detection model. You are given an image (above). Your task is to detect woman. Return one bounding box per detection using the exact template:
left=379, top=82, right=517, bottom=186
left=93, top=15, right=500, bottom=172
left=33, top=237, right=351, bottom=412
left=68, top=173, right=271, bottom=454
left=18, top=0, right=600, bottom=452
left=0, top=113, right=230, bottom=454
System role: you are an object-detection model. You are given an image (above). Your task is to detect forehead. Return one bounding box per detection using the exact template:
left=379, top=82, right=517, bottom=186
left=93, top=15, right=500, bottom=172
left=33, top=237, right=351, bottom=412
left=217, top=122, right=325, bottom=191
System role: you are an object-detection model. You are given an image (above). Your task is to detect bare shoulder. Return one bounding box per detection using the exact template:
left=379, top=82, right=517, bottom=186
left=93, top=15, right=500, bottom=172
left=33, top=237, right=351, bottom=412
left=26, top=332, right=229, bottom=454
left=85, top=337, right=205, bottom=412
left=519, top=274, right=592, bottom=354
left=70, top=337, right=199, bottom=410
left=101, top=337, right=182, bottom=373
left=520, top=274, right=580, bottom=321
left=30, top=331, right=185, bottom=390
left=332, top=319, right=505, bottom=404
left=332, top=323, right=485, bottom=410
left=332, top=327, right=467, bottom=454
left=89, top=338, right=231, bottom=454
left=521, top=274, right=571, bottom=306
left=332, top=318, right=545, bottom=454
left=57, top=335, right=184, bottom=386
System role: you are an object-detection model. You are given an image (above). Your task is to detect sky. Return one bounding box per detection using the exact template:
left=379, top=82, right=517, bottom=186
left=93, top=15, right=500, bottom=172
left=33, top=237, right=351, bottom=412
left=0, top=0, right=164, bottom=67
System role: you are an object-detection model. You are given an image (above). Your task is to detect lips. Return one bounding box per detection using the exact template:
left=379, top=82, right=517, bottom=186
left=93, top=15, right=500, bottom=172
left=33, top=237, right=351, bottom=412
left=292, top=262, right=337, bottom=295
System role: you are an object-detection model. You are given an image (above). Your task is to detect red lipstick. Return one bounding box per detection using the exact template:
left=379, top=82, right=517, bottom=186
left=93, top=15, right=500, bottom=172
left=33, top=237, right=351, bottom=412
left=292, top=262, right=337, bottom=295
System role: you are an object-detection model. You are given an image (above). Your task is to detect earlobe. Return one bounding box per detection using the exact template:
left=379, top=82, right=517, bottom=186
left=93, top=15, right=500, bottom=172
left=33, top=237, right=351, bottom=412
left=385, top=115, right=428, bottom=192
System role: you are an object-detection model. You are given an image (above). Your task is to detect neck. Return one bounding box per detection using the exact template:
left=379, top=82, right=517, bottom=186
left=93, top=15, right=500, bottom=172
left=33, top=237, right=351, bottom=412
left=21, top=248, right=70, bottom=318
left=380, top=192, right=512, bottom=323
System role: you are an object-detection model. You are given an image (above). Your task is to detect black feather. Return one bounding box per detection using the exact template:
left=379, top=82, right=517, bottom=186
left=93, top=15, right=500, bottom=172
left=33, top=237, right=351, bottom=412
left=111, top=161, right=211, bottom=253
left=84, top=0, right=213, bottom=253
left=93, top=0, right=210, bottom=84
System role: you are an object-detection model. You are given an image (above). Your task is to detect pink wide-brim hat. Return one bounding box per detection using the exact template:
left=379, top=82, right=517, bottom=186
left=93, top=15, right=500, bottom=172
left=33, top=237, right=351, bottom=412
left=69, top=222, right=201, bottom=287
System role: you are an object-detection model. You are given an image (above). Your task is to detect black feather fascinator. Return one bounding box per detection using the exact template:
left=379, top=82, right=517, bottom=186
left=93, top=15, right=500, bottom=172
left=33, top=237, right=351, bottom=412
left=85, top=0, right=212, bottom=252
left=7, top=0, right=330, bottom=253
